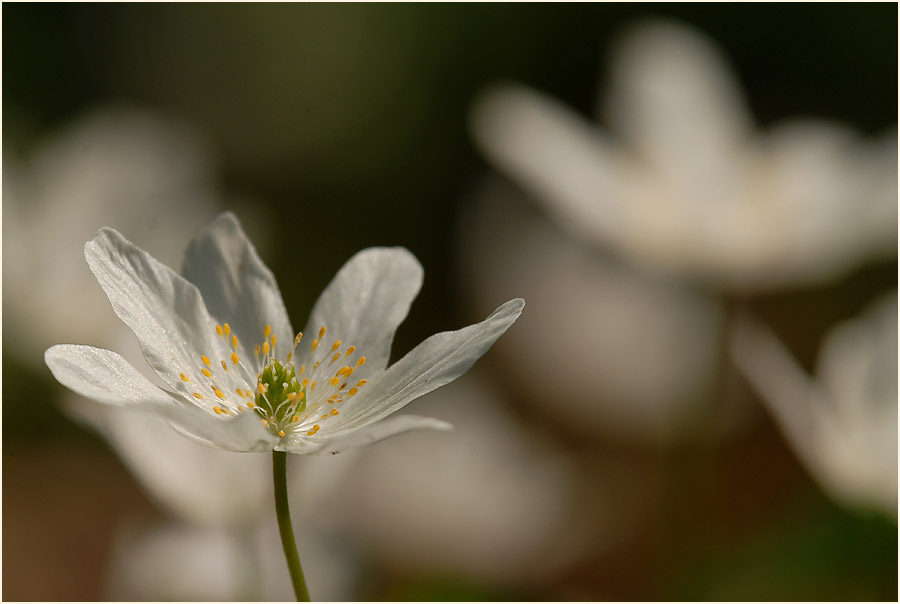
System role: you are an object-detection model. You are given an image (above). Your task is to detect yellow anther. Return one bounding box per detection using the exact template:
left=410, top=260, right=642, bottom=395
left=299, top=364, right=306, bottom=375
left=224, top=323, right=231, bottom=337
left=221, top=360, right=228, bottom=372
left=339, top=383, right=347, bottom=390
left=231, top=335, right=239, bottom=350
left=302, top=378, right=310, bottom=388
left=291, top=415, right=299, bottom=423
left=331, top=352, right=340, bottom=363
left=192, top=392, right=204, bottom=399
left=331, top=340, right=342, bottom=351
left=247, top=402, right=255, bottom=409
left=261, top=419, right=269, bottom=426
left=265, top=324, right=272, bottom=338
left=262, top=341, right=270, bottom=355
left=245, top=389, right=253, bottom=398
left=295, top=332, right=303, bottom=344
left=357, top=356, right=366, bottom=366
left=348, top=388, right=359, bottom=396
left=310, top=380, right=318, bottom=391
left=287, top=352, right=293, bottom=362
left=271, top=334, right=278, bottom=349
left=258, top=383, right=268, bottom=394
left=356, top=379, right=367, bottom=387
left=255, top=345, right=261, bottom=357
left=345, top=345, right=355, bottom=357
left=329, top=408, right=340, bottom=416
left=201, top=355, right=211, bottom=366
left=180, top=373, right=191, bottom=382
left=330, top=377, right=339, bottom=387
left=216, top=325, right=223, bottom=337
left=231, top=352, right=240, bottom=365
left=307, top=424, right=320, bottom=436
left=213, top=406, right=225, bottom=415
left=236, top=388, right=245, bottom=397
left=337, top=366, right=351, bottom=377
left=213, top=386, right=225, bottom=399
left=201, top=368, right=212, bottom=378
left=313, top=361, right=321, bottom=370
left=319, top=326, right=326, bottom=338
left=278, top=429, right=286, bottom=437
left=311, top=339, right=319, bottom=352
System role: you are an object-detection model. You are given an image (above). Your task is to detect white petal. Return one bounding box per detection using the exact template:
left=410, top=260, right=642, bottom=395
left=471, top=84, right=631, bottom=249
left=302, top=247, right=423, bottom=375
left=332, top=298, right=525, bottom=431
left=152, top=403, right=279, bottom=453
left=605, top=21, right=752, bottom=187
left=279, top=415, right=452, bottom=455
left=729, top=316, right=825, bottom=475
left=45, top=344, right=178, bottom=408
left=45, top=344, right=276, bottom=452
left=182, top=212, right=293, bottom=374
left=84, top=226, right=243, bottom=401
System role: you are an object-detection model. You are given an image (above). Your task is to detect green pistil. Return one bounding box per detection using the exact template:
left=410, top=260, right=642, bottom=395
left=255, top=359, right=305, bottom=426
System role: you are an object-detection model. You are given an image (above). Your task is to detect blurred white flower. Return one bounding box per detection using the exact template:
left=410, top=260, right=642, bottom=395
left=3, top=105, right=221, bottom=364
left=471, top=21, right=897, bottom=292
left=331, top=372, right=617, bottom=586
left=731, top=293, right=898, bottom=518
left=458, top=178, right=752, bottom=443
left=47, top=212, right=524, bottom=454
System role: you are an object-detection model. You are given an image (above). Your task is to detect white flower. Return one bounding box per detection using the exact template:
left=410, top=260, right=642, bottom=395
left=3, top=105, right=221, bottom=365
left=471, top=21, right=897, bottom=291
left=45, top=212, right=524, bottom=454
left=731, top=293, right=897, bottom=518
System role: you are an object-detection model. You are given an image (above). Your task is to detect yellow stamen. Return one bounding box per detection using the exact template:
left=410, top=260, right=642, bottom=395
left=311, top=339, right=319, bottom=352
left=310, top=380, right=318, bottom=391
left=302, top=378, right=310, bottom=387
left=180, top=373, right=191, bottom=382
left=287, top=352, right=293, bottom=362
left=258, top=383, right=268, bottom=394
left=192, top=392, right=204, bottom=399
left=345, top=345, right=355, bottom=357
left=262, top=419, right=269, bottom=426
left=262, top=341, right=270, bottom=355
left=264, top=324, right=272, bottom=338
left=348, top=388, right=359, bottom=396
left=221, top=360, right=228, bottom=372
left=247, top=402, right=255, bottom=409
left=201, top=368, right=212, bottom=378
left=329, top=408, right=340, bottom=416
left=236, top=388, right=245, bottom=397
left=294, top=332, right=303, bottom=344
left=231, top=335, right=239, bottom=350
left=331, top=340, right=342, bottom=351
left=213, top=406, right=225, bottom=415
left=307, top=425, right=320, bottom=436
left=292, top=415, right=299, bottom=423
left=331, top=352, right=340, bottom=363
left=255, top=345, right=261, bottom=357
left=356, top=379, right=368, bottom=387
left=318, top=326, right=326, bottom=338
left=201, top=355, right=211, bottom=366
left=278, top=429, right=286, bottom=437
left=231, top=352, right=240, bottom=365
left=245, top=389, right=253, bottom=398
left=216, top=325, right=223, bottom=337
left=330, top=377, right=339, bottom=387
left=357, top=356, right=366, bottom=366
left=271, top=334, right=278, bottom=349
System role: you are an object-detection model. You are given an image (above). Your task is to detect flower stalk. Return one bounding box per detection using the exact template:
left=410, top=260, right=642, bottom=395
left=273, top=450, right=310, bottom=601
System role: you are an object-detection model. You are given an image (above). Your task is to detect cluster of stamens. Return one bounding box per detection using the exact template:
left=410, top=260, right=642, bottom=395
left=177, top=322, right=369, bottom=439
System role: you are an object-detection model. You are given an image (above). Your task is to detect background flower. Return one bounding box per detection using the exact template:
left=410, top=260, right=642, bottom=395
left=732, top=293, right=898, bottom=519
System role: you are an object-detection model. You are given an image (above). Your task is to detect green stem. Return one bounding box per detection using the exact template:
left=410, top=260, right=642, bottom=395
left=273, top=450, right=310, bottom=601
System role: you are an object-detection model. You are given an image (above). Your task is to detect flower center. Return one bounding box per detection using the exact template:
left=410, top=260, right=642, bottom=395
left=180, top=323, right=370, bottom=440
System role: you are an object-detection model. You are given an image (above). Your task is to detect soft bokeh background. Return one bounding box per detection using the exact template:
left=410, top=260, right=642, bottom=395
left=3, top=4, right=897, bottom=601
